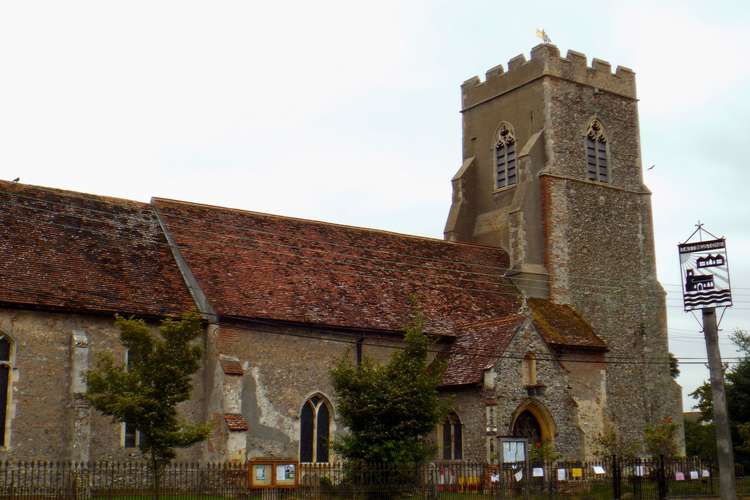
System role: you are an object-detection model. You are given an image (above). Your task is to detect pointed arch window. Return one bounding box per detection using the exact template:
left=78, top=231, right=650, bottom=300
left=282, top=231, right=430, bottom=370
left=440, top=412, right=463, bottom=460
left=0, top=336, right=12, bottom=447
left=300, top=395, right=331, bottom=463
left=495, top=123, right=517, bottom=189
left=586, top=119, right=609, bottom=182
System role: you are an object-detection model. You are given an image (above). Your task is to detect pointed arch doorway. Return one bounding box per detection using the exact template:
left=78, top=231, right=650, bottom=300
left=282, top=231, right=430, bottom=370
left=510, top=401, right=555, bottom=446
left=513, top=410, right=542, bottom=444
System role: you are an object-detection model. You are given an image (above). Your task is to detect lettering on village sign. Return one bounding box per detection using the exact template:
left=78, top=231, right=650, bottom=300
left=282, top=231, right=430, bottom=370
left=678, top=238, right=733, bottom=311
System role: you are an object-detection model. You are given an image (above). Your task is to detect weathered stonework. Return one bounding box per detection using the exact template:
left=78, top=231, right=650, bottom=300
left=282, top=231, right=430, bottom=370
left=444, top=43, right=684, bottom=456
left=0, top=309, right=206, bottom=461
left=0, top=43, right=683, bottom=464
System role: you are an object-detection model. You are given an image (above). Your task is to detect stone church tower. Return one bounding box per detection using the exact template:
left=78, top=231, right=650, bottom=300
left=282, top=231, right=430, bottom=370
left=445, top=44, right=684, bottom=451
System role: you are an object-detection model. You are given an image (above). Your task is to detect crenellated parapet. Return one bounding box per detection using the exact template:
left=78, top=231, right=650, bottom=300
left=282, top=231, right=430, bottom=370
left=461, top=44, right=636, bottom=110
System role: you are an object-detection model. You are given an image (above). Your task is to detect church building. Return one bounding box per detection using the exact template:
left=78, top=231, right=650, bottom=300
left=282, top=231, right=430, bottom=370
left=0, top=44, right=683, bottom=463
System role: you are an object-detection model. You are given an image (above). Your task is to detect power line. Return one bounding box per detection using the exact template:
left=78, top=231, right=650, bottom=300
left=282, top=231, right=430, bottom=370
left=5, top=199, right=750, bottom=307
left=6, top=190, right=747, bottom=292
left=217, top=319, right=744, bottom=367
left=0, top=279, right=743, bottom=365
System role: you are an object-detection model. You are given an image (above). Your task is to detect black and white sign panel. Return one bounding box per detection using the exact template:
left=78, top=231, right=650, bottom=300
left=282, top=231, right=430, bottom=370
left=678, top=238, right=732, bottom=311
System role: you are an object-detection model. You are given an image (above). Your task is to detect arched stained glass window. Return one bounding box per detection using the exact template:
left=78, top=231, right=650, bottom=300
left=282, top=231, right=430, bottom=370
left=300, top=395, right=332, bottom=463
left=495, top=123, right=517, bottom=189
left=586, top=119, right=609, bottom=182
left=0, top=336, right=11, bottom=447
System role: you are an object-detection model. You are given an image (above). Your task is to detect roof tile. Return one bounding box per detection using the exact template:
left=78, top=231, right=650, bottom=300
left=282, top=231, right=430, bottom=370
left=441, top=314, right=525, bottom=387
left=0, top=182, right=194, bottom=316
left=223, top=413, right=249, bottom=432
left=152, top=198, right=521, bottom=335
left=527, top=298, right=607, bottom=350
left=220, top=358, right=244, bottom=376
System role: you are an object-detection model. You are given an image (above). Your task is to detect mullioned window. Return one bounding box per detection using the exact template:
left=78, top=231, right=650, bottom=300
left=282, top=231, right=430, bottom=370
left=495, top=123, right=517, bottom=189
left=585, top=118, right=609, bottom=182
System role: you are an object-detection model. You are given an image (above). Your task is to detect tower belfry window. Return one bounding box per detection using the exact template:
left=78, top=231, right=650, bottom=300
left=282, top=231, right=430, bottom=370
left=495, top=124, right=517, bottom=188
left=586, top=119, right=609, bottom=182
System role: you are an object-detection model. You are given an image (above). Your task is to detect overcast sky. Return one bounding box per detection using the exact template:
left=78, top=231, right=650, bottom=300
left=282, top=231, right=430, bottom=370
left=1, top=0, right=748, bottom=411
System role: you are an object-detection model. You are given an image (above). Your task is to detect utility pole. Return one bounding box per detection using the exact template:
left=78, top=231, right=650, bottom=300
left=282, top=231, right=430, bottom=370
left=678, top=227, right=735, bottom=500
left=702, top=307, right=736, bottom=500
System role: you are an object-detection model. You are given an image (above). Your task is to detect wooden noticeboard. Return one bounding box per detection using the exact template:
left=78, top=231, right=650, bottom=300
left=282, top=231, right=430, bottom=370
left=248, top=458, right=299, bottom=489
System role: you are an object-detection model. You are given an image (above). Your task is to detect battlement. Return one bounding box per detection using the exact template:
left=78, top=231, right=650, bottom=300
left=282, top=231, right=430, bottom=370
left=461, top=44, right=636, bottom=110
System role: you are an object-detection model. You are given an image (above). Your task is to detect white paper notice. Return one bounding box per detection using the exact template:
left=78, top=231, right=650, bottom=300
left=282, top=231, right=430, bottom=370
left=635, top=465, right=645, bottom=477
left=702, top=469, right=711, bottom=478
left=557, top=469, right=567, bottom=481
left=490, top=473, right=500, bottom=483
left=533, top=467, right=544, bottom=477
left=690, top=471, right=699, bottom=480
left=593, top=465, right=605, bottom=475
left=514, top=470, right=523, bottom=482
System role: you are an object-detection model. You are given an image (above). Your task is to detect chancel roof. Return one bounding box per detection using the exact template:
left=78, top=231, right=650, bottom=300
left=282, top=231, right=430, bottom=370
left=152, top=198, right=521, bottom=335
left=0, top=181, right=195, bottom=317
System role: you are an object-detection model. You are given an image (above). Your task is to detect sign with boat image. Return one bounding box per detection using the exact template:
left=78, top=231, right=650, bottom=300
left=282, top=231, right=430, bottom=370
left=678, top=238, right=732, bottom=311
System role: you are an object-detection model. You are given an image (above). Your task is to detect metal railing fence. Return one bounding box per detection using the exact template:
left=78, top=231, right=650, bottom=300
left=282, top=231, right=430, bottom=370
left=0, top=457, right=743, bottom=499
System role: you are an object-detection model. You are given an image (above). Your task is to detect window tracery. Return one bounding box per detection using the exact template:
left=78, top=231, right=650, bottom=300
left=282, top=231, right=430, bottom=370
left=585, top=119, right=609, bottom=182
left=300, top=394, right=331, bottom=463
left=495, top=123, right=517, bottom=188
left=441, top=412, right=463, bottom=460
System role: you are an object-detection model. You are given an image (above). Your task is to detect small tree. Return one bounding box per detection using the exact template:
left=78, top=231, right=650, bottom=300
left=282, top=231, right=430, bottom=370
left=594, top=420, right=641, bottom=460
left=85, top=313, right=211, bottom=496
left=330, top=306, right=447, bottom=464
left=529, top=439, right=561, bottom=464
left=644, top=417, right=679, bottom=458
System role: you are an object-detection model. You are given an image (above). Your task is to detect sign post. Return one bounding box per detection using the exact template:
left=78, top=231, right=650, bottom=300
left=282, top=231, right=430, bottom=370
left=678, top=230, right=735, bottom=500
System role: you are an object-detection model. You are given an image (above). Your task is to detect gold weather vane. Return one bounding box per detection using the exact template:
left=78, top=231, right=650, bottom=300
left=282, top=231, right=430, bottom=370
left=536, top=29, right=552, bottom=44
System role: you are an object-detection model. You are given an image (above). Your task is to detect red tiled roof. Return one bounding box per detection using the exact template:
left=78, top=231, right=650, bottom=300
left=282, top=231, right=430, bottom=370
left=0, top=181, right=195, bottom=317
left=223, top=413, right=249, bottom=431
left=527, top=298, right=607, bottom=351
left=441, top=314, right=525, bottom=387
left=152, top=198, right=521, bottom=336
left=220, top=358, right=244, bottom=376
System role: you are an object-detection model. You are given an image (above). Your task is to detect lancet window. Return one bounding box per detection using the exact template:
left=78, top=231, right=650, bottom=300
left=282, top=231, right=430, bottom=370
left=586, top=119, right=609, bottom=182
left=441, top=412, right=463, bottom=460
left=300, top=395, right=331, bottom=463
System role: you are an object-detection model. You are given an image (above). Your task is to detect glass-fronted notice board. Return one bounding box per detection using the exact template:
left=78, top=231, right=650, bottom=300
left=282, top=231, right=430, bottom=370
left=248, top=459, right=299, bottom=489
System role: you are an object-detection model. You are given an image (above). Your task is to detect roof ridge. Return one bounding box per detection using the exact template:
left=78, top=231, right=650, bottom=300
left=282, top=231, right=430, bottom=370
left=457, top=312, right=525, bottom=330
left=151, top=196, right=508, bottom=251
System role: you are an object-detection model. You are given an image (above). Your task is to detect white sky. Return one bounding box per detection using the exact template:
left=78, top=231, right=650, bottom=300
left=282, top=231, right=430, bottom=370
left=1, top=0, right=748, bottom=411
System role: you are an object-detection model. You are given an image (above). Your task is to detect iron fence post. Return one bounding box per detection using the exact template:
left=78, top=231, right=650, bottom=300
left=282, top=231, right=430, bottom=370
left=658, top=455, right=667, bottom=500
left=612, top=455, right=621, bottom=500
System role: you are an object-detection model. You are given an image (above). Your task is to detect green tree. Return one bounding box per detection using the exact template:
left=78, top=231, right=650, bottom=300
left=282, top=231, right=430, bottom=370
left=684, top=418, right=716, bottom=461
left=644, top=417, right=680, bottom=458
left=690, top=329, right=750, bottom=465
left=669, top=352, right=680, bottom=379
left=85, top=313, right=211, bottom=496
left=330, top=307, right=447, bottom=464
